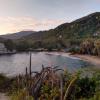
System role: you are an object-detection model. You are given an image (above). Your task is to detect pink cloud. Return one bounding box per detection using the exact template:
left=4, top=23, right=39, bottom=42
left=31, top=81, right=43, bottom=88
left=0, top=17, right=66, bottom=34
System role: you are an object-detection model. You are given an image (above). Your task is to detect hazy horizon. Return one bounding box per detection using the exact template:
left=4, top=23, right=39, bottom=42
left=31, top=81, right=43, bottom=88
left=0, top=0, right=100, bottom=35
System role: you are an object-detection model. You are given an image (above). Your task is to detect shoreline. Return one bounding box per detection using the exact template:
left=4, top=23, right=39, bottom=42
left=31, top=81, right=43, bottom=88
left=0, top=51, right=100, bottom=68
left=71, top=54, right=100, bottom=68
left=45, top=52, right=100, bottom=69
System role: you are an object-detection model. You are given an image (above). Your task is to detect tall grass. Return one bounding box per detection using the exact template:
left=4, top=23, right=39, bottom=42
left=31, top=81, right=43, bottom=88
left=0, top=68, right=100, bottom=100
left=11, top=89, right=34, bottom=100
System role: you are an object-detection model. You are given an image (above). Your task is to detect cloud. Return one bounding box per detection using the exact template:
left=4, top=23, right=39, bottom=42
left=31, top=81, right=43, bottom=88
left=0, top=17, right=65, bottom=34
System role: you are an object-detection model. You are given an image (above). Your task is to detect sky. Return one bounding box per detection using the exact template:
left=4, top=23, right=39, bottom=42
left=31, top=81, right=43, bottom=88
left=0, top=0, right=100, bottom=34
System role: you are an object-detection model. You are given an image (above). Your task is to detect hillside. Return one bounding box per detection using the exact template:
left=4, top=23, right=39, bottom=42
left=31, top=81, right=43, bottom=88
left=0, top=12, right=100, bottom=42
left=0, top=31, right=35, bottom=40
left=55, top=12, right=100, bottom=38
left=0, top=37, right=6, bottom=42
left=22, top=12, right=100, bottom=42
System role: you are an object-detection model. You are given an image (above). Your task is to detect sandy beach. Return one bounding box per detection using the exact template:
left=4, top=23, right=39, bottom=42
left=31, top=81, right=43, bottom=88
left=71, top=54, right=100, bottom=68
left=46, top=52, right=100, bottom=69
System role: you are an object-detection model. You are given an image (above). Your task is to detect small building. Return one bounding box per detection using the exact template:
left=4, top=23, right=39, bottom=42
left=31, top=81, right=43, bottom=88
left=0, top=43, right=7, bottom=54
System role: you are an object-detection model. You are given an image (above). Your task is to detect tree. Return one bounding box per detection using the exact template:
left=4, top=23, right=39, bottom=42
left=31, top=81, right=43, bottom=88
left=94, top=40, right=100, bottom=56
left=80, top=39, right=94, bottom=54
left=16, top=40, right=30, bottom=51
left=4, top=39, right=15, bottom=51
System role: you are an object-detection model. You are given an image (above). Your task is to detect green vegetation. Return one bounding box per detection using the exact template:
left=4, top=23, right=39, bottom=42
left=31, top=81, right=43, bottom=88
left=4, top=39, right=15, bottom=52
left=0, top=68, right=100, bottom=100
left=11, top=89, right=34, bottom=100
left=80, top=38, right=100, bottom=56
left=0, top=74, right=11, bottom=93
left=1, top=12, right=100, bottom=52
left=18, top=12, right=100, bottom=51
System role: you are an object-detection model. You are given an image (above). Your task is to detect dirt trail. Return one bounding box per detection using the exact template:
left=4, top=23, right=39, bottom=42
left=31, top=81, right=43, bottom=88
left=0, top=93, right=9, bottom=100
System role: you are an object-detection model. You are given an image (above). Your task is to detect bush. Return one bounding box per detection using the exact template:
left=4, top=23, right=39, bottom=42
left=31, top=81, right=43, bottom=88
left=11, top=89, right=34, bottom=100
left=75, top=77, right=96, bottom=99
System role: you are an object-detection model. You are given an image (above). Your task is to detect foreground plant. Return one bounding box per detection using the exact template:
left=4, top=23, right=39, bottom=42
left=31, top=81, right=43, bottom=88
left=0, top=67, right=100, bottom=100
left=11, top=89, right=34, bottom=100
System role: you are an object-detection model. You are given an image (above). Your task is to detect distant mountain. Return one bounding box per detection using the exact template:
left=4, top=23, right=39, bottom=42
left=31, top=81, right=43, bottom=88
left=0, top=37, right=5, bottom=42
left=23, top=12, right=100, bottom=42
left=0, top=31, right=35, bottom=39
left=1, top=12, right=100, bottom=42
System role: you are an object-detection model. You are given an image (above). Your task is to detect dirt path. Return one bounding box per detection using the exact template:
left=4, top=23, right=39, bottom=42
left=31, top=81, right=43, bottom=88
left=0, top=93, right=9, bottom=100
